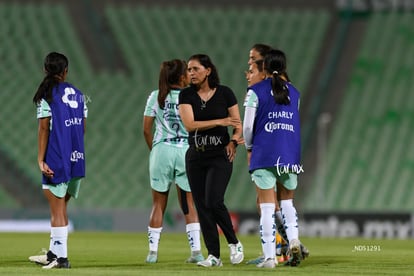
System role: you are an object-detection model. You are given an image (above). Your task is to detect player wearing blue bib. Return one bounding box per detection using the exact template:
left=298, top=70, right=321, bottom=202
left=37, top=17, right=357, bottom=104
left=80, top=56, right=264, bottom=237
left=243, top=49, right=303, bottom=268
left=30, top=52, right=87, bottom=269
left=143, top=59, right=203, bottom=264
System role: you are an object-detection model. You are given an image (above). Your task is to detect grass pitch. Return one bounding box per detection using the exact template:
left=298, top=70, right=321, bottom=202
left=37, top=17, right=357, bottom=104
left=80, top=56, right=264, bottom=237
left=0, top=232, right=413, bottom=275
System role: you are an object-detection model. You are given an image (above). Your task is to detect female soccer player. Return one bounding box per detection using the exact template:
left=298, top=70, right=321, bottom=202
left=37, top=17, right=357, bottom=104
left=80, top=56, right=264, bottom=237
left=29, top=52, right=87, bottom=269
left=143, top=59, right=203, bottom=264
left=243, top=49, right=303, bottom=268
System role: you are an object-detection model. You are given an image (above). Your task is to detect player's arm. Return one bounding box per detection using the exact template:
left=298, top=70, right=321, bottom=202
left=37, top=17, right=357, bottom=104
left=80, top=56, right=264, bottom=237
left=37, top=117, right=54, bottom=178
left=143, top=116, right=155, bottom=150
left=243, top=106, right=255, bottom=151
left=83, top=118, right=86, bottom=134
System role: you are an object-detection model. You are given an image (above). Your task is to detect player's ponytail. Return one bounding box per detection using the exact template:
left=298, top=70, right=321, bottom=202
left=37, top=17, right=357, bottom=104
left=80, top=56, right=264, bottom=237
left=158, top=59, right=187, bottom=109
left=264, top=49, right=290, bottom=105
left=33, top=52, right=68, bottom=104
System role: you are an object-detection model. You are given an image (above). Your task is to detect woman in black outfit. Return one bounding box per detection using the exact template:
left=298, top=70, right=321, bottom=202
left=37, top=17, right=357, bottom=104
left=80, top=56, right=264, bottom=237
left=179, top=54, right=244, bottom=267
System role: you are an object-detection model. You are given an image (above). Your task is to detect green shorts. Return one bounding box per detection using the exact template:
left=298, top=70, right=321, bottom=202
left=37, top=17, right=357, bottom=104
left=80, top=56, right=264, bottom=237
left=42, top=177, right=82, bottom=199
left=149, top=142, right=190, bottom=192
left=251, top=168, right=297, bottom=191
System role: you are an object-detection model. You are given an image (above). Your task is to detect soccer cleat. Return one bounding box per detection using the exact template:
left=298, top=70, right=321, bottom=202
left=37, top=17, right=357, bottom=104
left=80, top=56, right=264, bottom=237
left=146, top=251, right=158, bottom=263
left=197, top=254, right=222, bottom=267
left=256, top=258, right=277, bottom=268
left=229, top=242, right=244, bottom=264
left=301, top=243, right=310, bottom=259
left=29, top=249, right=57, bottom=265
left=186, top=251, right=204, bottom=263
left=287, top=239, right=302, bottom=267
left=246, top=255, right=264, bottom=265
left=42, top=258, right=71, bottom=269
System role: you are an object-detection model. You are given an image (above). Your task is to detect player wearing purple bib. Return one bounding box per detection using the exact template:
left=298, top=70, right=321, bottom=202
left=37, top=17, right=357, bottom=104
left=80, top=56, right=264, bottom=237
left=29, top=52, right=87, bottom=269
left=243, top=49, right=304, bottom=268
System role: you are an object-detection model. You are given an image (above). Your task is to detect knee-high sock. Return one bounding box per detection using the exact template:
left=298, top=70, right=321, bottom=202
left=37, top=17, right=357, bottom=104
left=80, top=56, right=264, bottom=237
left=280, top=199, right=299, bottom=242
left=186, top=223, right=201, bottom=252
left=275, top=210, right=289, bottom=242
left=148, top=227, right=162, bottom=252
left=260, top=203, right=276, bottom=260
left=49, top=233, right=53, bottom=252
left=51, top=226, right=68, bottom=258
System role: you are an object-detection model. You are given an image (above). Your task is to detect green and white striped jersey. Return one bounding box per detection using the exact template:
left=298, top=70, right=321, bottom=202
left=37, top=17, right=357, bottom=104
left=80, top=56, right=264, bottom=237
left=144, top=89, right=188, bottom=148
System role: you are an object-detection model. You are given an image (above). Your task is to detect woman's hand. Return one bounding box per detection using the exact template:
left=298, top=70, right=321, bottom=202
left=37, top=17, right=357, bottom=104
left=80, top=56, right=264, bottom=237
left=220, top=117, right=241, bottom=128
left=225, top=142, right=237, bottom=162
left=39, top=161, right=54, bottom=178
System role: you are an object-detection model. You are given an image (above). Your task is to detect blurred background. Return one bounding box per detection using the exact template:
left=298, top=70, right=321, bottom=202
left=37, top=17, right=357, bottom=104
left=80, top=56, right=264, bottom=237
left=0, top=0, right=413, bottom=238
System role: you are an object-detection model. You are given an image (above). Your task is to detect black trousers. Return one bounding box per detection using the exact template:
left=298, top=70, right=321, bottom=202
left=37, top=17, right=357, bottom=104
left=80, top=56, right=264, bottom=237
left=185, top=147, right=238, bottom=258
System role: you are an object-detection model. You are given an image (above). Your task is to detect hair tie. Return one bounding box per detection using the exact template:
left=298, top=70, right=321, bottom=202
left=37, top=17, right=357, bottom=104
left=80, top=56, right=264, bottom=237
left=273, top=71, right=279, bottom=75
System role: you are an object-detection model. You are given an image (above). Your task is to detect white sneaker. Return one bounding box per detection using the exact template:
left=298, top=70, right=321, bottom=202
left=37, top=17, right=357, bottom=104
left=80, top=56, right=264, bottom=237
left=197, top=254, right=223, bottom=267
left=186, top=251, right=204, bottom=263
left=256, top=258, right=277, bottom=268
left=29, top=254, right=48, bottom=265
left=229, top=242, right=244, bottom=264
left=146, top=251, right=158, bottom=263
left=29, top=249, right=56, bottom=265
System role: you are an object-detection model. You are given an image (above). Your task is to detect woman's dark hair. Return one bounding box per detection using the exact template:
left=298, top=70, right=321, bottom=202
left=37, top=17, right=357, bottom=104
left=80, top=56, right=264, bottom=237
left=188, top=54, right=220, bottom=88
left=254, top=59, right=265, bottom=73
left=251, top=43, right=273, bottom=59
left=33, top=52, right=68, bottom=104
left=264, top=49, right=290, bottom=105
left=158, top=59, right=187, bottom=109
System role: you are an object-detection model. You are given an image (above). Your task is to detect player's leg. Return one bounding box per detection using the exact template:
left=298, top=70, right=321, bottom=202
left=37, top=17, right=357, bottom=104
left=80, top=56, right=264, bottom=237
left=176, top=186, right=204, bottom=263
left=256, top=188, right=277, bottom=268
left=175, top=145, right=204, bottom=263
left=42, top=185, right=70, bottom=269
left=146, top=143, right=173, bottom=263
left=147, top=189, right=168, bottom=263
left=278, top=173, right=301, bottom=266
left=252, top=169, right=277, bottom=268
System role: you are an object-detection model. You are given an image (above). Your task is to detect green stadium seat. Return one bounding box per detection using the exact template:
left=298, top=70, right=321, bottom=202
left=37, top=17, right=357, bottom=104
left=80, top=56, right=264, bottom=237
left=1, top=2, right=330, bottom=210
left=304, top=12, right=414, bottom=212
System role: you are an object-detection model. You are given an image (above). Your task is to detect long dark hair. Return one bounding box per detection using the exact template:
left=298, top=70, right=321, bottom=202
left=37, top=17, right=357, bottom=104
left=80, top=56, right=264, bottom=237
left=33, top=52, right=68, bottom=104
left=254, top=59, right=265, bottom=73
left=251, top=43, right=273, bottom=58
left=264, top=49, right=290, bottom=105
left=188, top=54, right=220, bottom=89
left=158, top=59, right=187, bottom=109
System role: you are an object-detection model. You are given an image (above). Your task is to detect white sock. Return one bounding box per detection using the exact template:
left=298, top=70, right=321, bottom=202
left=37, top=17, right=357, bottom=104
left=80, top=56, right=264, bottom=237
left=186, top=223, right=201, bottom=252
left=49, top=234, right=53, bottom=253
left=50, top=226, right=68, bottom=258
left=148, top=227, right=162, bottom=252
left=275, top=210, right=288, bottom=242
left=280, top=199, right=299, bottom=242
left=260, top=203, right=276, bottom=260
